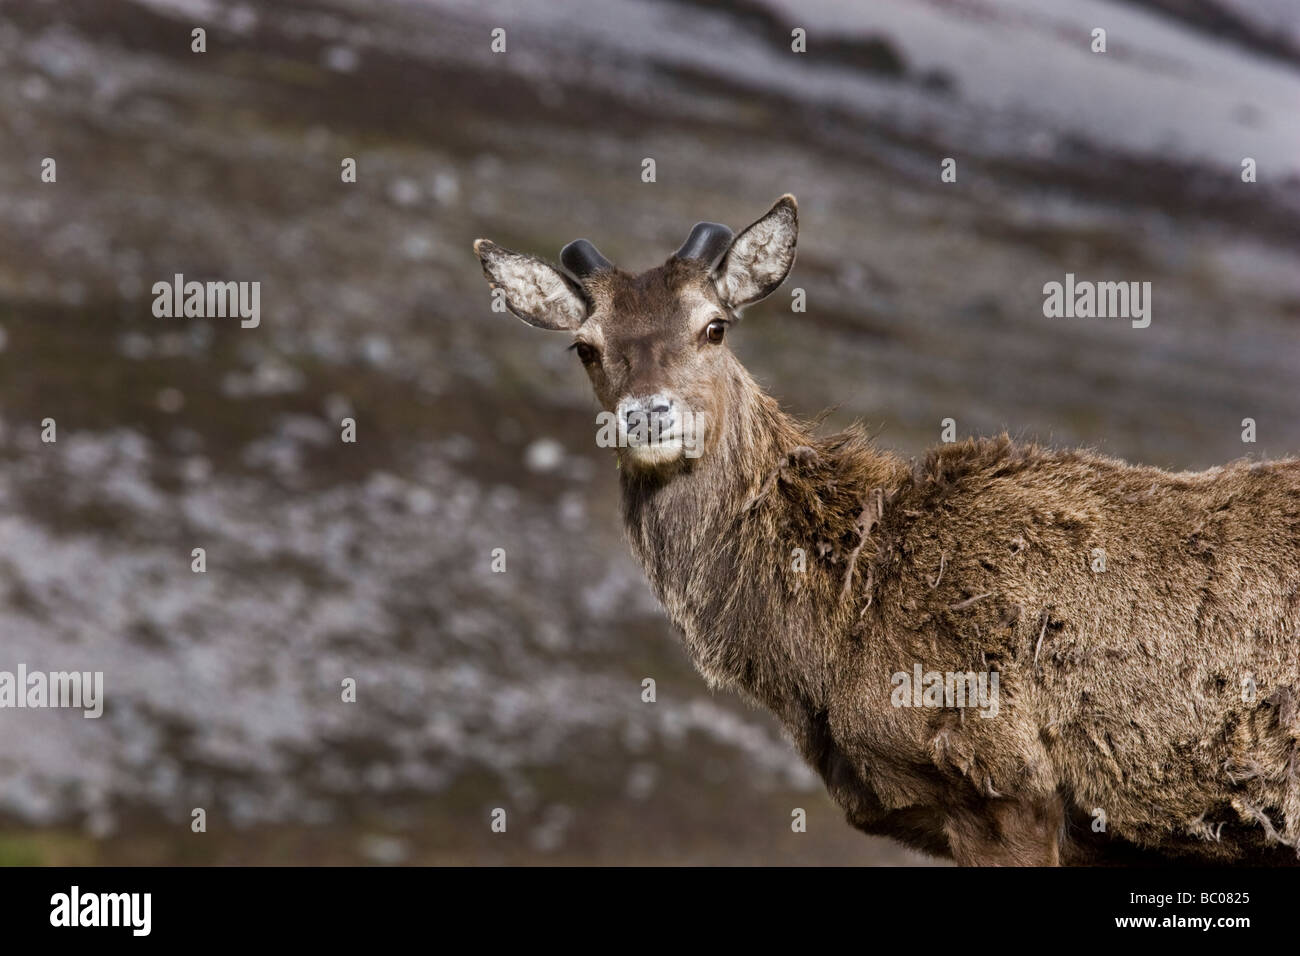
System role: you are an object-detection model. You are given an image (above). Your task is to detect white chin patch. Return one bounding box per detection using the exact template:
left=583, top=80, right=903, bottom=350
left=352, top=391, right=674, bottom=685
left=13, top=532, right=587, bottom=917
left=623, top=437, right=686, bottom=467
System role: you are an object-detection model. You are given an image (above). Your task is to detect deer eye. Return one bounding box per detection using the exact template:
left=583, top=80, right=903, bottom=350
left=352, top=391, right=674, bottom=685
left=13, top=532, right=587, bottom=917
left=705, top=319, right=728, bottom=344
left=570, top=341, right=598, bottom=364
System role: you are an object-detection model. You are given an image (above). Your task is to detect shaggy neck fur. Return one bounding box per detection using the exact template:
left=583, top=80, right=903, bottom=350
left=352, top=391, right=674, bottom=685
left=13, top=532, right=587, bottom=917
left=620, top=353, right=905, bottom=722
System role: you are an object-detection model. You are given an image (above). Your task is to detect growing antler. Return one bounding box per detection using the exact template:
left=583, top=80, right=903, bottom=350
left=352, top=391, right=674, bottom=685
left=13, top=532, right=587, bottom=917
left=559, top=238, right=614, bottom=280
left=674, top=221, right=734, bottom=268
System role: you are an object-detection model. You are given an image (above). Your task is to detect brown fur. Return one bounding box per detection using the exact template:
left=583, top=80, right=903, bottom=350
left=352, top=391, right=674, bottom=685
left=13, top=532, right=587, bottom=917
left=622, top=350, right=1300, bottom=865
left=476, top=203, right=1300, bottom=865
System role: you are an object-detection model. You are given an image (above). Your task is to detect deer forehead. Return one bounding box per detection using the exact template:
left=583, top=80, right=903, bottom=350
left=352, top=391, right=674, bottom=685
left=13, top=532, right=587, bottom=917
left=585, top=274, right=719, bottom=337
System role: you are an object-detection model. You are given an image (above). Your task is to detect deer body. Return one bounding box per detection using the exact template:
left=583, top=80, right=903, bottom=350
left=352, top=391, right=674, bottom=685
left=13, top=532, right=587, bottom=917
left=476, top=196, right=1300, bottom=865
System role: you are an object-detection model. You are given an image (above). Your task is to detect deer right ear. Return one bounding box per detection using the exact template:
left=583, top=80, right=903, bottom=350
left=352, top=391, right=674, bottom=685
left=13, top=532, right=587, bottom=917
left=714, top=194, right=798, bottom=310
left=474, top=239, right=587, bottom=331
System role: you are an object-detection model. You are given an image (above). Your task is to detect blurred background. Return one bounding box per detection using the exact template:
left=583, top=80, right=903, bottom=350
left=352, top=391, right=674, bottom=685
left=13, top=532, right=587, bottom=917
left=0, top=0, right=1297, bottom=865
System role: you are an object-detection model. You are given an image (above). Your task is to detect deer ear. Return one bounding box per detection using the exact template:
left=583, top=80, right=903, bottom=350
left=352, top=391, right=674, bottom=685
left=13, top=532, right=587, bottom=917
left=474, top=239, right=587, bottom=330
left=714, top=194, right=798, bottom=310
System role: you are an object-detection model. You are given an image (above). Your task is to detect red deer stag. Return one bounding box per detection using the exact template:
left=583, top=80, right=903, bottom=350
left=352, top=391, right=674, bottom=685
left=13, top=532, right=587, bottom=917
left=474, top=195, right=1300, bottom=865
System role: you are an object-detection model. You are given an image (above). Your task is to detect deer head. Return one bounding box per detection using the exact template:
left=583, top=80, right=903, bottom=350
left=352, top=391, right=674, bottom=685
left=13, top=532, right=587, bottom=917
left=473, top=195, right=798, bottom=471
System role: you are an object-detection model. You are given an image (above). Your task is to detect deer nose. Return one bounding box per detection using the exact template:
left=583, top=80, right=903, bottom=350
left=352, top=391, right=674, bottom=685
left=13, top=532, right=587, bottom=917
left=618, top=394, right=678, bottom=441
left=620, top=394, right=674, bottom=415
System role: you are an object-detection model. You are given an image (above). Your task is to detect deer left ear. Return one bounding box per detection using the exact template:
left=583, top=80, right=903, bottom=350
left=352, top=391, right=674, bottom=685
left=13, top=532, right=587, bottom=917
left=474, top=239, right=588, bottom=331
left=714, top=194, right=798, bottom=310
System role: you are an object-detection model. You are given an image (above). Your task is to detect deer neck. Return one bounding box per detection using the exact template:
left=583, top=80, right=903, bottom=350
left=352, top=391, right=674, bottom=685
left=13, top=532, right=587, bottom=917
left=618, top=357, right=881, bottom=707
